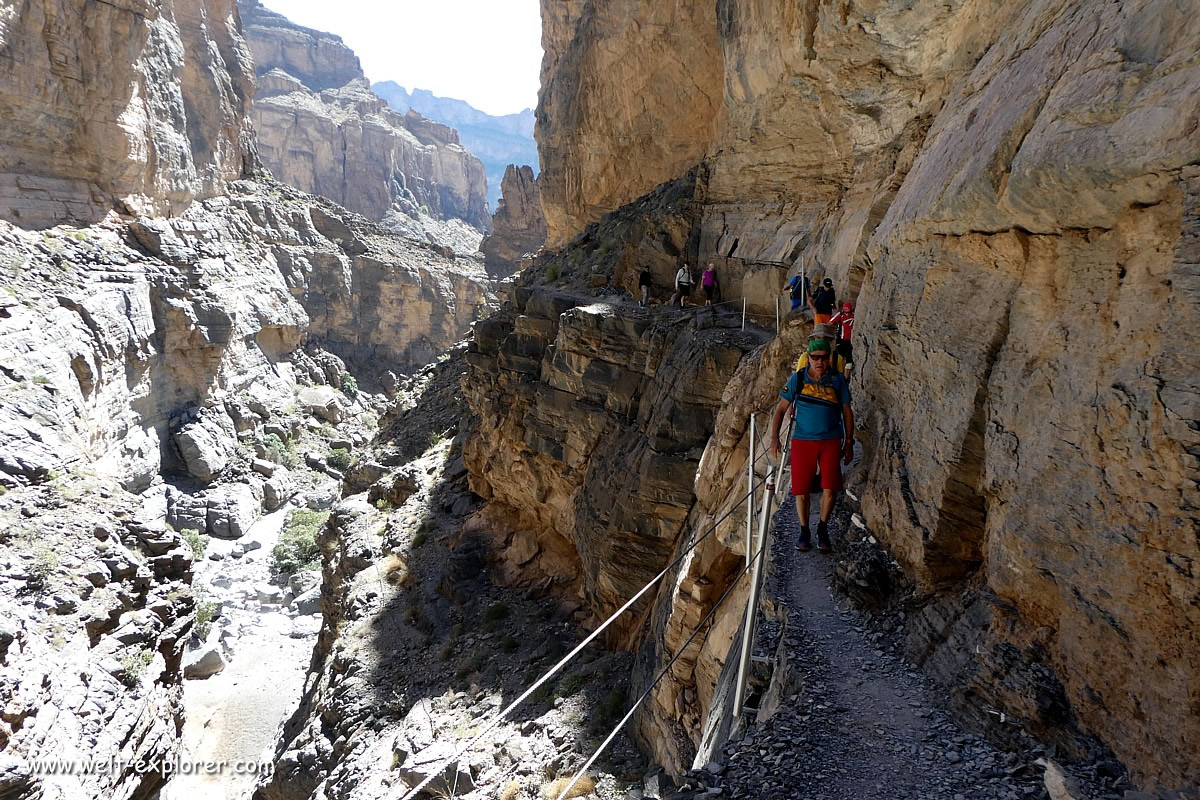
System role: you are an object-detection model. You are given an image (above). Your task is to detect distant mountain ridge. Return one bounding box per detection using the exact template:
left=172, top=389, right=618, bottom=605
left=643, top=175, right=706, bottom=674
left=374, top=82, right=539, bottom=211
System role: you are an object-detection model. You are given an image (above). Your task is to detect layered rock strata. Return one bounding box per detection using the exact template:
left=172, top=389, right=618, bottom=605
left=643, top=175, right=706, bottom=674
left=479, top=164, right=547, bottom=277
left=0, top=180, right=493, bottom=492
left=522, top=0, right=1200, bottom=792
left=239, top=0, right=491, bottom=236
left=462, top=286, right=770, bottom=634
left=0, top=0, right=257, bottom=229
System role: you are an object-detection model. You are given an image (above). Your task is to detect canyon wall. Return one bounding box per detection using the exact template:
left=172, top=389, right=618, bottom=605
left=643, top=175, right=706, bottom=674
left=478, top=164, right=547, bottom=277
left=0, top=0, right=257, bottom=229
left=239, top=0, right=492, bottom=235
left=0, top=5, right=496, bottom=798
left=504, top=0, right=1200, bottom=791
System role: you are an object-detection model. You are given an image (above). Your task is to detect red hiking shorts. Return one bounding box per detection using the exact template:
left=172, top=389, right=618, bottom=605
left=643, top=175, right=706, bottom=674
left=790, top=438, right=843, bottom=494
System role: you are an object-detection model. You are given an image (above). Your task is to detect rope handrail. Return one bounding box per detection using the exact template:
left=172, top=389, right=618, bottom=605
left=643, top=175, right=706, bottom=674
left=552, top=474, right=787, bottom=800
left=394, top=463, right=775, bottom=800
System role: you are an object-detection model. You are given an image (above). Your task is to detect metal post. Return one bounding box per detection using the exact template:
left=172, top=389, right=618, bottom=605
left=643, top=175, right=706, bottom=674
left=741, top=297, right=746, bottom=331
left=733, top=440, right=782, bottom=716
left=745, top=415, right=755, bottom=569
left=775, top=295, right=780, bottom=333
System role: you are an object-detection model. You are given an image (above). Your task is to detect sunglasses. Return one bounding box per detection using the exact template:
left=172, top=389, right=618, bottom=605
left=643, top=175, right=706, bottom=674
left=809, top=353, right=830, bottom=361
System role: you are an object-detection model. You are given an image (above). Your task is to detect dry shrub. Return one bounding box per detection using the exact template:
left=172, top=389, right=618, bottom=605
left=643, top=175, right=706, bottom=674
left=381, top=553, right=410, bottom=587
left=499, top=779, right=522, bottom=800
left=540, top=776, right=595, bottom=799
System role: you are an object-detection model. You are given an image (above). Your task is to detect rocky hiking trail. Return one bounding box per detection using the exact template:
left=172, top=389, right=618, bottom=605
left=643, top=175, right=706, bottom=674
left=710, top=503, right=1121, bottom=800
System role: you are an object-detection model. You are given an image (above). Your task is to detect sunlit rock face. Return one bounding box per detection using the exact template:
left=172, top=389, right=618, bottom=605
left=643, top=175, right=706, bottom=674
left=535, top=0, right=1200, bottom=790
left=0, top=0, right=257, bottom=229
left=479, top=164, right=547, bottom=277
left=238, top=0, right=491, bottom=233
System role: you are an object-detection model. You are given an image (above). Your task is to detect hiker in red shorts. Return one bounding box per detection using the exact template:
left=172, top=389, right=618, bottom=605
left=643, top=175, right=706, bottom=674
left=768, top=339, right=855, bottom=552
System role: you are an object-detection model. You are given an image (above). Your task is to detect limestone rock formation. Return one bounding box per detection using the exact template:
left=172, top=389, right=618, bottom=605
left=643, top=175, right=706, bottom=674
left=0, top=0, right=257, bottom=229
left=537, top=0, right=723, bottom=248
left=520, top=0, right=1200, bottom=792
left=462, top=287, right=769, bottom=632
left=374, top=82, right=540, bottom=213
left=239, top=0, right=492, bottom=241
left=0, top=179, right=494, bottom=492
left=479, top=164, right=547, bottom=277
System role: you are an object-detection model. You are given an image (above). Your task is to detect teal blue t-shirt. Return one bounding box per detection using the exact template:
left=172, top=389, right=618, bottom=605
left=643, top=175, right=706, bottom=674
left=780, top=369, right=850, bottom=441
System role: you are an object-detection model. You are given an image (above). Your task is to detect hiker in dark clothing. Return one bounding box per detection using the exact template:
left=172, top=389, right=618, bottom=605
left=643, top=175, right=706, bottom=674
left=809, top=277, right=837, bottom=327
left=639, top=267, right=653, bottom=307
left=769, top=338, right=854, bottom=553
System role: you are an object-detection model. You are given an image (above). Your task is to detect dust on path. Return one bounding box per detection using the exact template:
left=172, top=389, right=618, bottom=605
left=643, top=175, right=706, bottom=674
left=722, top=502, right=1045, bottom=800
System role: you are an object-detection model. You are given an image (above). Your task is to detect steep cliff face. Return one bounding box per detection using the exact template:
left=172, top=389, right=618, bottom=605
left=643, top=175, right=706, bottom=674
left=239, top=0, right=492, bottom=235
left=521, top=0, right=1200, bottom=792
left=478, top=164, right=546, bottom=277
left=0, top=0, right=257, bottom=229
left=536, top=0, right=724, bottom=248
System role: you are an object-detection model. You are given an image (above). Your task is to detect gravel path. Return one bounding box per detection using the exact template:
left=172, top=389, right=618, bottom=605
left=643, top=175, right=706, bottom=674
left=720, top=502, right=1050, bottom=800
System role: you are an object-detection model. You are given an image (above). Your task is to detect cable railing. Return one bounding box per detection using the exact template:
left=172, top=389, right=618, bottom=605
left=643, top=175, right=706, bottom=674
left=553, top=427, right=791, bottom=799
left=393, top=435, right=780, bottom=800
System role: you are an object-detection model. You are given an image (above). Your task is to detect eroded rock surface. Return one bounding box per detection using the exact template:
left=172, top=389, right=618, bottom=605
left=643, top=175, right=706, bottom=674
left=524, top=0, right=1200, bottom=792
left=0, top=0, right=257, bottom=229
left=239, top=0, right=491, bottom=240
left=479, top=164, right=546, bottom=277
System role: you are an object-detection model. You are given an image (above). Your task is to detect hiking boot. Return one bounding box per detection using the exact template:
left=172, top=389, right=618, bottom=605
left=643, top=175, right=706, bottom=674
left=817, top=521, right=832, bottom=553
left=796, top=526, right=812, bottom=552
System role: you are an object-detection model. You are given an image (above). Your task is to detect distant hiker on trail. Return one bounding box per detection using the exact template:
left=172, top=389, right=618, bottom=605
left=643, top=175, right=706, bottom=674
left=769, top=338, right=854, bottom=553
left=829, top=301, right=854, bottom=379
left=672, top=263, right=695, bottom=307
left=810, top=277, right=837, bottom=326
left=639, top=267, right=653, bottom=307
left=701, top=263, right=719, bottom=306
left=795, top=323, right=847, bottom=376
left=784, top=272, right=811, bottom=311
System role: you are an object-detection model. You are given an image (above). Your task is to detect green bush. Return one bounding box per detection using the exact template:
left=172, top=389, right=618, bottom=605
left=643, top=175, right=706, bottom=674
left=327, top=447, right=353, bottom=471
left=180, top=528, right=207, bottom=560
left=264, top=433, right=297, bottom=468
left=546, top=264, right=562, bottom=282
left=484, top=602, right=509, bottom=622
left=340, top=372, right=359, bottom=400
left=28, top=543, right=59, bottom=587
left=118, top=647, right=154, bottom=687
left=194, top=598, right=218, bottom=641
left=411, top=531, right=428, bottom=549
left=271, top=509, right=328, bottom=576
left=500, top=634, right=519, bottom=652
left=555, top=673, right=585, bottom=699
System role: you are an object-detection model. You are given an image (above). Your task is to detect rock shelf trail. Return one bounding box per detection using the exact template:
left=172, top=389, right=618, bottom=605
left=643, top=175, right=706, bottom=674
left=719, top=505, right=1066, bottom=800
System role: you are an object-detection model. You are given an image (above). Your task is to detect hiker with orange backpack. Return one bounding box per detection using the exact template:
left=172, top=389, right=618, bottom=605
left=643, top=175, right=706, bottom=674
left=769, top=338, right=854, bottom=553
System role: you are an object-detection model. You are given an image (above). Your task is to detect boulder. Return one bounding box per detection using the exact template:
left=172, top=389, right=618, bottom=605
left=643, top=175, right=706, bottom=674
left=298, top=386, right=343, bottom=424
left=172, top=406, right=236, bottom=482
left=263, top=469, right=295, bottom=511
left=291, top=586, right=321, bottom=616
left=205, top=484, right=260, bottom=539
left=183, top=644, right=226, bottom=679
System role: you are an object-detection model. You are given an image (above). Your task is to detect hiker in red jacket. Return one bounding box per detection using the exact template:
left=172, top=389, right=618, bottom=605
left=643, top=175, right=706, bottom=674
left=829, top=301, right=854, bottom=380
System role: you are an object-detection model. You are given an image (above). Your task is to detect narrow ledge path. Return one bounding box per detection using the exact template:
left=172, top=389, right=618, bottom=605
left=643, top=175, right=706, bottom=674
left=719, top=504, right=1052, bottom=800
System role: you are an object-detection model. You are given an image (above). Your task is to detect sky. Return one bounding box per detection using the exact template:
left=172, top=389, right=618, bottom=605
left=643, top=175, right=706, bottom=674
left=260, top=0, right=543, bottom=116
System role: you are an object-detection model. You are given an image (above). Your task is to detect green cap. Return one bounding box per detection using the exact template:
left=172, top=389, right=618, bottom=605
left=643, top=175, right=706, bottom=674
left=807, top=339, right=830, bottom=354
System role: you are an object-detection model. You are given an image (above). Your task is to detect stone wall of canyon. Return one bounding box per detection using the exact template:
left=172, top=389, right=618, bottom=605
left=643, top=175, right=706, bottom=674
left=239, top=0, right=492, bottom=236
left=488, top=0, right=1200, bottom=792
left=0, top=4, right=496, bottom=798
left=0, top=0, right=257, bottom=229
left=478, top=164, right=547, bottom=277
